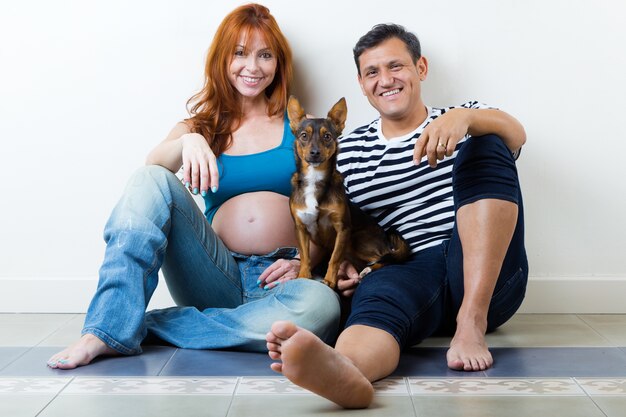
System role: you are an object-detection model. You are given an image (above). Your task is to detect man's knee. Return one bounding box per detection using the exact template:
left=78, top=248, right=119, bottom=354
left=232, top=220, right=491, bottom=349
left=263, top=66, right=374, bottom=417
left=453, top=135, right=521, bottom=209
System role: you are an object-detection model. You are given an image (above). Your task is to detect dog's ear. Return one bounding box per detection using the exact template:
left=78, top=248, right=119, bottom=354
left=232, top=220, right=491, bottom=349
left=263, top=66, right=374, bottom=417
left=287, top=96, right=306, bottom=133
left=327, top=97, right=347, bottom=133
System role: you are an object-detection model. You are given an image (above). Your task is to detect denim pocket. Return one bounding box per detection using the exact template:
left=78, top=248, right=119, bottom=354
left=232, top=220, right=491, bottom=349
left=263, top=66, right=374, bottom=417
left=487, top=267, right=528, bottom=331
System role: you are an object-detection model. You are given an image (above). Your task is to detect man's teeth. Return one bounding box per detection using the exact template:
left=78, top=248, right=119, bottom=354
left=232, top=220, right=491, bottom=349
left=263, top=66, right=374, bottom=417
left=382, top=89, right=400, bottom=97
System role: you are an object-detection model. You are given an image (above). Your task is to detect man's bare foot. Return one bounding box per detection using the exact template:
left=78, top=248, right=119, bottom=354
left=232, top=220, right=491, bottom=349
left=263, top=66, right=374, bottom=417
left=266, top=321, right=374, bottom=409
left=446, top=319, right=492, bottom=371
left=47, top=334, right=119, bottom=370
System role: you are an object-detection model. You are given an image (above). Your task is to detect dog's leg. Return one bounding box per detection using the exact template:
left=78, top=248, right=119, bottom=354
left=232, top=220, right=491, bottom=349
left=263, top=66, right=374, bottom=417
left=323, top=227, right=349, bottom=289
left=295, top=224, right=313, bottom=279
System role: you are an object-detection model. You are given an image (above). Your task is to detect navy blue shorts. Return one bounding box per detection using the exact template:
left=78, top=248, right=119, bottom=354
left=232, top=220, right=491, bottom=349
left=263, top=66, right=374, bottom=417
left=346, top=134, right=528, bottom=348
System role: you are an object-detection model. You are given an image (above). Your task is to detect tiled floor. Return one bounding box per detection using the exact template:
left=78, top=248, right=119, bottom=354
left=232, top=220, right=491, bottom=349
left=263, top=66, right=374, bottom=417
left=1, top=314, right=626, bottom=416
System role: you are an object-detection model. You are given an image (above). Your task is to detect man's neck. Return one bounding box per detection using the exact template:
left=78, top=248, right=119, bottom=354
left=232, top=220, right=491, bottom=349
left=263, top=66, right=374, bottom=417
left=380, top=105, right=428, bottom=139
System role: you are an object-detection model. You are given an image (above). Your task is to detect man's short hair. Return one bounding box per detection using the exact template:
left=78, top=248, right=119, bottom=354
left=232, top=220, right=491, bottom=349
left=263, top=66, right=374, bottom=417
left=353, top=23, right=422, bottom=75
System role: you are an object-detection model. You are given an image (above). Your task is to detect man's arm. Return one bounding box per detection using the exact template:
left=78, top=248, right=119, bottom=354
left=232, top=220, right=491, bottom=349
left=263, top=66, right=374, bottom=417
left=465, top=108, right=526, bottom=153
left=413, top=107, right=526, bottom=167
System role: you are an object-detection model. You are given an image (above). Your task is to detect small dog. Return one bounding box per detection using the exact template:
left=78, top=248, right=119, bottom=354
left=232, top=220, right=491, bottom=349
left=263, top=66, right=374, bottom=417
left=288, top=96, right=411, bottom=289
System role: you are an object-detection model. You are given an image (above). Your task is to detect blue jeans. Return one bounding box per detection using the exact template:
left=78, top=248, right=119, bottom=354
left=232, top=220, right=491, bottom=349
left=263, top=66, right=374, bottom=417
left=347, top=135, right=528, bottom=347
left=82, top=165, right=340, bottom=355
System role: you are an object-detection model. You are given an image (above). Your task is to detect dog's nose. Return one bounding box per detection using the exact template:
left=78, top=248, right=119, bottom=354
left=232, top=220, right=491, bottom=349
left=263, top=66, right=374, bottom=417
left=309, top=148, right=321, bottom=158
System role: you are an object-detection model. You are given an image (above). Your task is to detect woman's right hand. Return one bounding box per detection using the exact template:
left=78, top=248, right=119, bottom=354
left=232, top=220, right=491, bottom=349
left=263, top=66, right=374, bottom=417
left=181, top=133, right=219, bottom=195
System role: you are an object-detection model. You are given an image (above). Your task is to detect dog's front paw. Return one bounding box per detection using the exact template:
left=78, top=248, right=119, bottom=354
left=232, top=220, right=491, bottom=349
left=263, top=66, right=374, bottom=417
left=358, top=267, right=372, bottom=279
left=321, top=279, right=337, bottom=290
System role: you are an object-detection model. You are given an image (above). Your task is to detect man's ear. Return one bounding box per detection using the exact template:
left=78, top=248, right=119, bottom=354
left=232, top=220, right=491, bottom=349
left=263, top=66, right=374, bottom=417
left=287, top=96, right=306, bottom=133
left=416, top=56, right=428, bottom=81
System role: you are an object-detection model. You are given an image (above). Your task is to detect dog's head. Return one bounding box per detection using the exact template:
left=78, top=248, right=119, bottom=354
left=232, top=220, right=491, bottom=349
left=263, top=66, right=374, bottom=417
left=287, top=96, right=347, bottom=167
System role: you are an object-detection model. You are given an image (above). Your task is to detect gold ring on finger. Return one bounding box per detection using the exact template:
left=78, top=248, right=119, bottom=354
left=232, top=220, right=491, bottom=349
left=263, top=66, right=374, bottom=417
left=438, top=142, right=446, bottom=149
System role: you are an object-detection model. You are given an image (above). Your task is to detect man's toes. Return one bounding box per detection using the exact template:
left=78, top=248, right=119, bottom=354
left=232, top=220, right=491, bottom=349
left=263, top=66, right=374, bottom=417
left=270, top=362, right=283, bottom=374
left=268, top=350, right=281, bottom=360
left=270, top=321, right=299, bottom=340
left=267, top=342, right=281, bottom=352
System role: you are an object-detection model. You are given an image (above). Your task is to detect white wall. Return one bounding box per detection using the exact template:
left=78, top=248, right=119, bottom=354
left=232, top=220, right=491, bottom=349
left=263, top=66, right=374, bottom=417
left=1, top=0, right=625, bottom=313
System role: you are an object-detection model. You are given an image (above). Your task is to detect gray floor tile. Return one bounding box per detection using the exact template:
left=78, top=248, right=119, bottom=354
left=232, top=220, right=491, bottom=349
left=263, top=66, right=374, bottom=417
left=394, top=348, right=487, bottom=377
left=411, top=396, right=605, bottom=417
left=0, top=314, right=76, bottom=346
left=38, top=314, right=86, bottom=346
left=159, top=349, right=276, bottom=376
left=228, top=394, right=416, bottom=417
left=591, top=396, right=626, bottom=417
left=38, top=394, right=232, bottom=417
left=484, top=314, right=611, bottom=347
left=416, top=314, right=613, bottom=348
left=0, top=394, right=58, bottom=417
left=485, top=347, right=626, bottom=377
left=0, top=346, right=176, bottom=377
left=579, top=315, right=626, bottom=346
left=0, top=347, right=29, bottom=371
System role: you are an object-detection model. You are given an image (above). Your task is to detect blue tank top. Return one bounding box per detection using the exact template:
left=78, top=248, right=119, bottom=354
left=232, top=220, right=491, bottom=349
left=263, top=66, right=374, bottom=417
left=203, top=116, right=296, bottom=223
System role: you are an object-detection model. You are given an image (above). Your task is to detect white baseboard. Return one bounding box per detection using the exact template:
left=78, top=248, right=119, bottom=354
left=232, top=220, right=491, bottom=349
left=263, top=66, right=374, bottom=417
left=1, top=276, right=625, bottom=314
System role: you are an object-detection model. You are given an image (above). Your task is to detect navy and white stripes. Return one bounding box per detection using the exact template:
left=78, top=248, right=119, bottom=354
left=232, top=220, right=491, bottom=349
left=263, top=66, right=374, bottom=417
left=337, top=101, right=489, bottom=254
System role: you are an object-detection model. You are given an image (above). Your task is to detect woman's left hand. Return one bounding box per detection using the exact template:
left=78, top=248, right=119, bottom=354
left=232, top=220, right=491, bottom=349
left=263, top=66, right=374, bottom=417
left=257, top=258, right=301, bottom=290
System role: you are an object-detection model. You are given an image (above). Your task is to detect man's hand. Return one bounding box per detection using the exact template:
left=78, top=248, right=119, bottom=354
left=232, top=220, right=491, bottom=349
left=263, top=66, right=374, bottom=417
left=336, top=260, right=361, bottom=297
left=413, top=108, right=470, bottom=168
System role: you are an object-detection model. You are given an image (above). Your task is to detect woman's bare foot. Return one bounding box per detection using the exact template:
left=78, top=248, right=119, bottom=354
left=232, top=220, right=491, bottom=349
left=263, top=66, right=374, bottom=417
left=446, top=318, right=493, bottom=371
left=47, top=334, right=119, bottom=370
left=266, top=321, right=374, bottom=409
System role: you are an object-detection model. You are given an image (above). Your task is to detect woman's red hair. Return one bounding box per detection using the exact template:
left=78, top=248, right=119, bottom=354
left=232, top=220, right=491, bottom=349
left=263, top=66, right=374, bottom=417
left=186, top=3, right=293, bottom=156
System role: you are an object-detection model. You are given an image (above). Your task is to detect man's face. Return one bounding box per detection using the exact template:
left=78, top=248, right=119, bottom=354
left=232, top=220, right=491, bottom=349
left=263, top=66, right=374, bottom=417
left=357, top=37, right=427, bottom=122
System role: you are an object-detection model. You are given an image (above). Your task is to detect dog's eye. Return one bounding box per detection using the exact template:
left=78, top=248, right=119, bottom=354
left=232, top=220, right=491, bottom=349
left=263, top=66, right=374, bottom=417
left=299, top=132, right=308, bottom=141
left=323, top=133, right=332, bottom=141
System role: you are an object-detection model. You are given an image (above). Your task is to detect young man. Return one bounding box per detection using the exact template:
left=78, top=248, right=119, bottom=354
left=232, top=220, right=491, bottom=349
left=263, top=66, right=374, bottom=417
left=266, top=24, right=528, bottom=408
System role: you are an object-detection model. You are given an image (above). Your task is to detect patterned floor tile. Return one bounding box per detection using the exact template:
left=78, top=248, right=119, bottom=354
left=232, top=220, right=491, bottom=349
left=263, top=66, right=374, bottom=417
left=63, top=377, right=238, bottom=395
left=408, top=378, right=584, bottom=396
left=577, top=378, right=626, bottom=395
left=0, top=377, right=71, bottom=393
left=371, top=377, right=410, bottom=395
left=236, top=377, right=312, bottom=395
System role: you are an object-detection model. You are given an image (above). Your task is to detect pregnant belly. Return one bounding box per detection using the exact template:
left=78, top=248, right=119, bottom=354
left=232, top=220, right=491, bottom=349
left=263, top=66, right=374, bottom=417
left=212, top=192, right=298, bottom=255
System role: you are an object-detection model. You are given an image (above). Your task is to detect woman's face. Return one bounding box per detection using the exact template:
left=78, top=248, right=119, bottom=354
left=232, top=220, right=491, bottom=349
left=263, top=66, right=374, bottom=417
left=228, top=30, right=277, bottom=100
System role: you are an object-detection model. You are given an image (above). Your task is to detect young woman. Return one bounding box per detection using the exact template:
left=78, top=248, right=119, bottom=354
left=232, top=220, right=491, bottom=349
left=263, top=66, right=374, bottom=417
left=48, top=3, right=339, bottom=369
